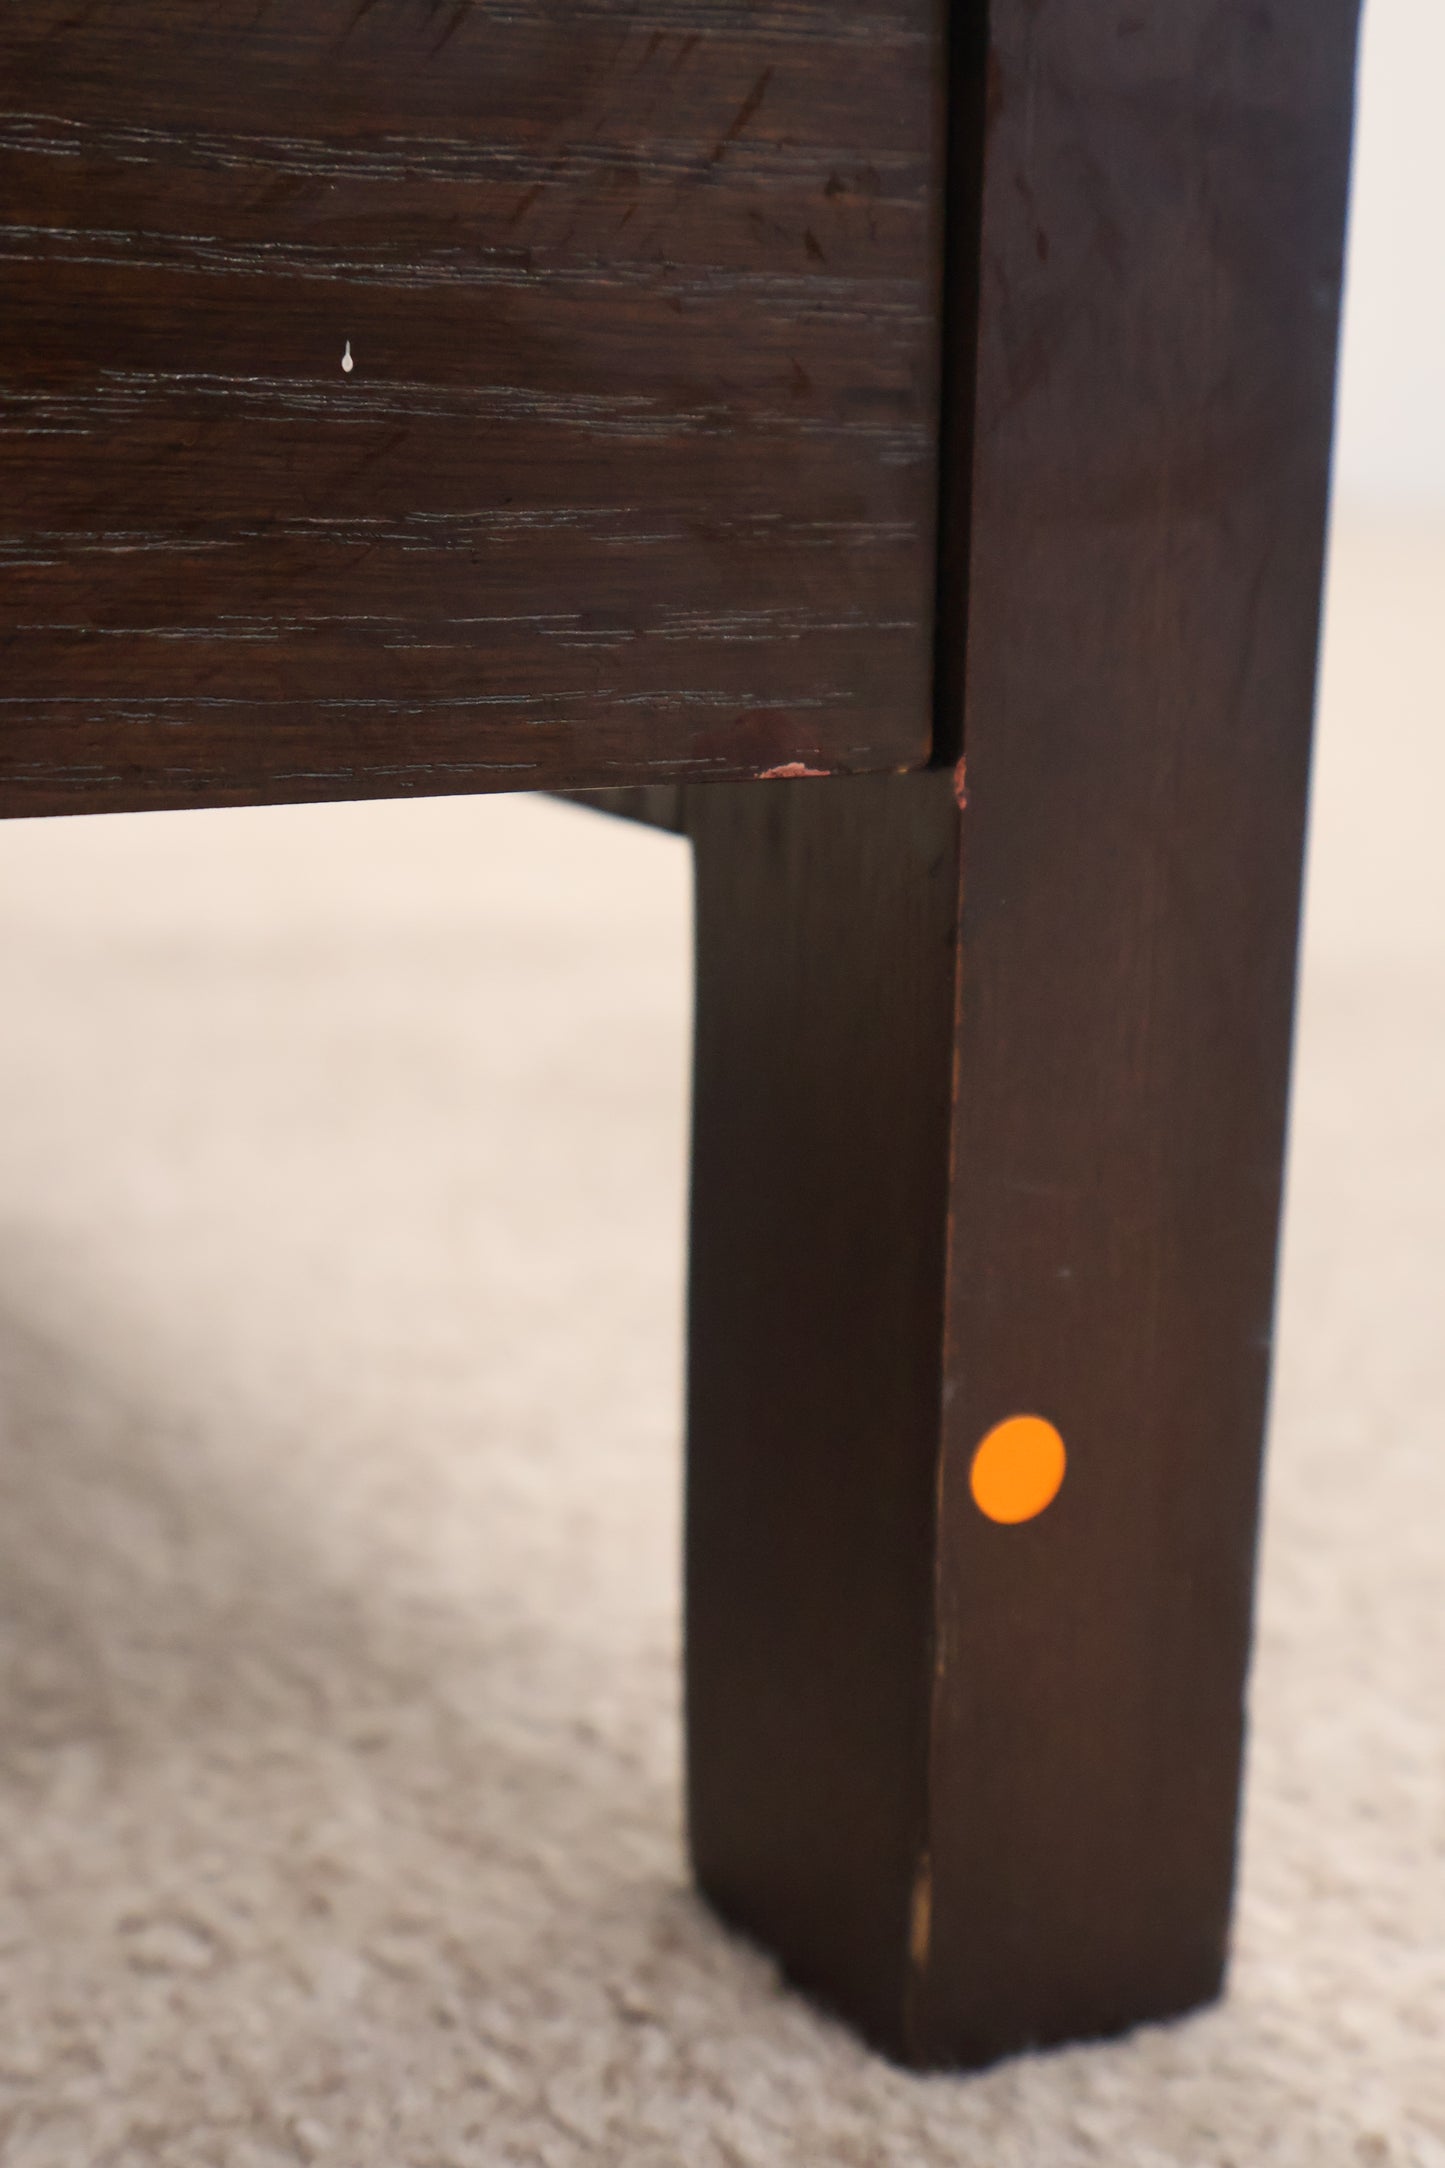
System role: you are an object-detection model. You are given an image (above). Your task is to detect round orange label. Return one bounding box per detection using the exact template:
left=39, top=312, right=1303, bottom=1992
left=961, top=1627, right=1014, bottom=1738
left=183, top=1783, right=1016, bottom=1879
left=969, top=1415, right=1067, bottom=1524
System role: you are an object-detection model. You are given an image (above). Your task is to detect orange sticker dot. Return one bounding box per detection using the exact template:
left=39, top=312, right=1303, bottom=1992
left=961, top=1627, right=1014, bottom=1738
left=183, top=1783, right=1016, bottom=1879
left=969, top=1415, right=1067, bottom=1524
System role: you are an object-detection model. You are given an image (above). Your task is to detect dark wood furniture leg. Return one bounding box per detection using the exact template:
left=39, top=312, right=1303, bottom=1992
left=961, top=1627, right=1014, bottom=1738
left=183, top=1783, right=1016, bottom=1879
left=683, top=743, right=1276, bottom=2068
left=684, top=0, right=1362, bottom=2069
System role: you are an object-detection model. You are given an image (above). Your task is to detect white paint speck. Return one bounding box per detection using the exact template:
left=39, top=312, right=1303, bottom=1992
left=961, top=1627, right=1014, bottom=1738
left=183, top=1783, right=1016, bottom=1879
left=341, top=341, right=354, bottom=374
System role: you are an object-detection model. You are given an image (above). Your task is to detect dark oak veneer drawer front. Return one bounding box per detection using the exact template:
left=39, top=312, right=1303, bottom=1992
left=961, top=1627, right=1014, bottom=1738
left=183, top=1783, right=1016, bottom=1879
left=0, top=0, right=942, bottom=816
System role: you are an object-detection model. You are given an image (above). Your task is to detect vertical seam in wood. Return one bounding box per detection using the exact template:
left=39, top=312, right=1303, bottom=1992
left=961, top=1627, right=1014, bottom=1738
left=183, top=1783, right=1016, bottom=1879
left=931, top=0, right=990, bottom=768
left=904, top=789, right=968, bottom=2058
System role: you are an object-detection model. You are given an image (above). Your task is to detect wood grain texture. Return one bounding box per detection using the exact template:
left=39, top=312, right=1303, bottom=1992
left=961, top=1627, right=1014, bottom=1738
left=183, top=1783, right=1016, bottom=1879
left=0, top=0, right=941, bottom=816
left=685, top=0, right=1362, bottom=2070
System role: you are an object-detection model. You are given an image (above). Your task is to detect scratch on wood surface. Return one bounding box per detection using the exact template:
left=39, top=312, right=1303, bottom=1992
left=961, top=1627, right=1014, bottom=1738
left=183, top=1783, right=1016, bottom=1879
left=758, top=760, right=829, bottom=778
left=430, top=0, right=471, bottom=55
left=706, top=67, right=774, bottom=167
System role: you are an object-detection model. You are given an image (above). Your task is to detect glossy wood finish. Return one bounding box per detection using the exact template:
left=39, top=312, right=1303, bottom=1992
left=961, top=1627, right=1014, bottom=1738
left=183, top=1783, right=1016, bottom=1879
left=0, top=0, right=940, bottom=817
left=685, top=0, right=1361, bottom=2068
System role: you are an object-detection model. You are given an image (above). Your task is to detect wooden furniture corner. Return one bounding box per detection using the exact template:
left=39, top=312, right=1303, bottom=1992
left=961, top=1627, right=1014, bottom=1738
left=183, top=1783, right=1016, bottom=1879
left=1, top=0, right=1363, bottom=2071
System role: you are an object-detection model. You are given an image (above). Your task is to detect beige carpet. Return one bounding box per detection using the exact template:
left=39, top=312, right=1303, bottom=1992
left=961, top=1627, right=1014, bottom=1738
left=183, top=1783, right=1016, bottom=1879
left=0, top=514, right=1440, bottom=2166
